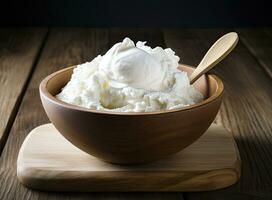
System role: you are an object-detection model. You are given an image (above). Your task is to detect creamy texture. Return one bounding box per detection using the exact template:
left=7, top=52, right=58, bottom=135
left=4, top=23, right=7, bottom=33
left=56, top=38, right=203, bottom=112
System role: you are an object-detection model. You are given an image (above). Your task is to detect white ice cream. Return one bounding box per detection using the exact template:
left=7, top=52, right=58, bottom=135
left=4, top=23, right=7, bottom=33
left=56, top=38, right=203, bottom=112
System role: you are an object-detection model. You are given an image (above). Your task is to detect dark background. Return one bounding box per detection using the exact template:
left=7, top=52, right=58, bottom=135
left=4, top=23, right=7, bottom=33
left=0, top=0, right=271, bottom=27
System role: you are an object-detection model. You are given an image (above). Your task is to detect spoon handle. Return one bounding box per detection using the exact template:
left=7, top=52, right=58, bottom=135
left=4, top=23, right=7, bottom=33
left=189, top=32, right=239, bottom=84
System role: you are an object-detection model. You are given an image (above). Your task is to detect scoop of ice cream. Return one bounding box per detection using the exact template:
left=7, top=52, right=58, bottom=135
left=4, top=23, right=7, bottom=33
left=99, top=38, right=167, bottom=91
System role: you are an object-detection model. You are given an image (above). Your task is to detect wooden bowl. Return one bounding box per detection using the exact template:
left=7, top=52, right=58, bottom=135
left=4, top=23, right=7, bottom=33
left=39, top=64, right=224, bottom=164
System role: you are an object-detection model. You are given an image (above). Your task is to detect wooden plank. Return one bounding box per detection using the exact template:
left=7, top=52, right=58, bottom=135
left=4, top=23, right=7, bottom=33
left=17, top=123, right=240, bottom=192
left=0, top=28, right=181, bottom=200
left=163, top=29, right=272, bottom=199
left=0, top=28, right=47, bottom=153
left=237, top=28, right=272, bottom=78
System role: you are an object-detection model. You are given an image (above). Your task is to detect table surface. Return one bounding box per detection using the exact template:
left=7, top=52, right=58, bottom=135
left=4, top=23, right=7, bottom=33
left=0, top=28, right=271, bottom=200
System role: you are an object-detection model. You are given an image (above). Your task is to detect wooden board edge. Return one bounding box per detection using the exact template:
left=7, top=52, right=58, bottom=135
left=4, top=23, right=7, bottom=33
left=17, top=166, right=240, bottom=192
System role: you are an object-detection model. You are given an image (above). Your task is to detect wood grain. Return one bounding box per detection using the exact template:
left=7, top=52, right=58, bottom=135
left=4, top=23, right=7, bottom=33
left=17, top=123, right=240, bottom=192
left=0, top=28, right=47, bottom=153
left=0, top=28, right=182, bottom=200
left=237, top=28, right=272, bottom=78
left=163, top=28, right=272, bottom=199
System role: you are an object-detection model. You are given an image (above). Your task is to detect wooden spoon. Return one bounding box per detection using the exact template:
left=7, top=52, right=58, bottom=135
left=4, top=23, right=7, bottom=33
left=189, top=32, right=239, bottom=84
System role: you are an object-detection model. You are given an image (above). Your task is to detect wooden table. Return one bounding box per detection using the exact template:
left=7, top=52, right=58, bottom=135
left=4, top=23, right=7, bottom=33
left=0, top=28, right=271, bottom=200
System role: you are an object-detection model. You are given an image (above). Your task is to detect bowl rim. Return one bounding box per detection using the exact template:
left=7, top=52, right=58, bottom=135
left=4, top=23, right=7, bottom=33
left=39, top=64, right=224, bottom=116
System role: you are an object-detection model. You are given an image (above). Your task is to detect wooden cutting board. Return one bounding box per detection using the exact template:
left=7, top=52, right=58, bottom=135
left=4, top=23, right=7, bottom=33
left=17, top=123, right=240, bottom=192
